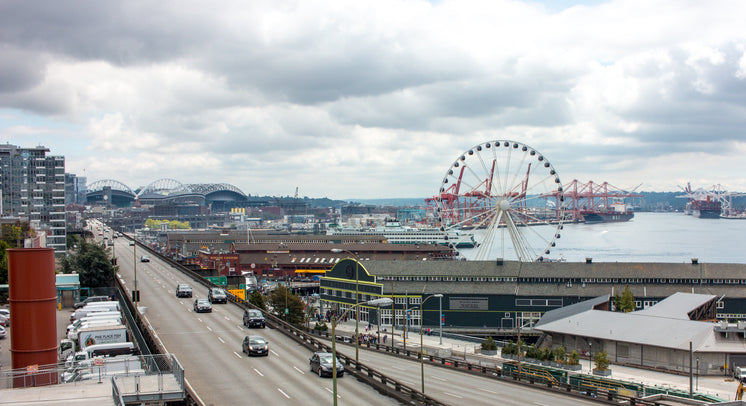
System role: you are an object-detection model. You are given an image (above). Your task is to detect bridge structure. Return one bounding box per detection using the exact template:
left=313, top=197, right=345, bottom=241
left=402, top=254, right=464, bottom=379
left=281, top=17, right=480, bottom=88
left=87, top=178, right=248, bottom=209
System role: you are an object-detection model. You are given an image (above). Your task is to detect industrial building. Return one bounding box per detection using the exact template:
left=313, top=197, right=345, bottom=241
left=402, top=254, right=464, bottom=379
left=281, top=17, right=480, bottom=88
left=534, top=292, right=746, bottom=376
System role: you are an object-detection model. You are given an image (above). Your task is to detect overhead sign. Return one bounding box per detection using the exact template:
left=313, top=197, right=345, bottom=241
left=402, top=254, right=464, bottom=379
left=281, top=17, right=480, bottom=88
left=449, top=297, right=488, bottom=310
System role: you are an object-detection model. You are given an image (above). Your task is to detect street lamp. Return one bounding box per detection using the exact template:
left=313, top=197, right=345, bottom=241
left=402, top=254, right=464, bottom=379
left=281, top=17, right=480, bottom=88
left=420, top=294, right=443, bottom=394
left=330, top=248, right=361, bottom=363
left=589, top=341, right=593, bottom=373
left=331, top=297, right=392, bottom=406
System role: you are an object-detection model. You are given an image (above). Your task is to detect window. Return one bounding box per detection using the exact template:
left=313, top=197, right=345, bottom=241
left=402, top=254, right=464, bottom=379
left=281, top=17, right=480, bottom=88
left=395, top=297, right=406, bottom=305
left=410, top=297, right=421, bottom=305
left=717, top=300, right=724, bottom=309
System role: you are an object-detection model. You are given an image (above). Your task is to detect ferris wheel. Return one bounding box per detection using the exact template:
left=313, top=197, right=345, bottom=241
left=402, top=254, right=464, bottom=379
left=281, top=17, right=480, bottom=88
left=431, top=140, right=566, bottom=262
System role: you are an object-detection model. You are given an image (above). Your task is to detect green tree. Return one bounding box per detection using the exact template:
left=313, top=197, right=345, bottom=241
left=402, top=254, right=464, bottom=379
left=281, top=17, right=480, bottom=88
left=267, top=285, right=304, bottom=324
left=569, top=350, right=580, bottom=365
left=248, top=290, right=267, bottom=310
left=594, top=349, right=610, bottom=370
left=619, top=285, right=635, bottom=312
left=62, top=237, right=118, bottom=287
left=481, top=336, right=498, bottom=351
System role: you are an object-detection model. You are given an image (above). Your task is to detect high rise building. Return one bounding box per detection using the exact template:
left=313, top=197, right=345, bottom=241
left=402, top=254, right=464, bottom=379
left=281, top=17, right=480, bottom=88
left=0, top=144, right=66, bottom=255
left=65, top=173, right=87, bottom=205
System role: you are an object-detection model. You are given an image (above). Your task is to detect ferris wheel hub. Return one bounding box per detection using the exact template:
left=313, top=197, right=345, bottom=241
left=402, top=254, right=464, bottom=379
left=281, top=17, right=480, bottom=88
left=499, top=200, right=511, bottom=211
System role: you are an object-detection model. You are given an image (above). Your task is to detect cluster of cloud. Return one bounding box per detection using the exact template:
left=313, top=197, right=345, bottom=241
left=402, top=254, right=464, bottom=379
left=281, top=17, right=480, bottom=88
left=1, top=0, right=745, bottom=199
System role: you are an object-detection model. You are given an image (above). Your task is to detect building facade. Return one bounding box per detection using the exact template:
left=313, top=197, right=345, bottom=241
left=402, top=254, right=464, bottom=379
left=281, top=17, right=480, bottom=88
left=0, top=144, right=66, bottom=254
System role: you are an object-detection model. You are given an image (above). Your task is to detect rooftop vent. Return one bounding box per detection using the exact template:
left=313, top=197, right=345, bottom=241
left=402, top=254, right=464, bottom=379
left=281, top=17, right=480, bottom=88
left=691, top=258, right=699, bottom=264
left=585, top=258, right=593, bottom=264
left=496, top=258, right=503, bottom=266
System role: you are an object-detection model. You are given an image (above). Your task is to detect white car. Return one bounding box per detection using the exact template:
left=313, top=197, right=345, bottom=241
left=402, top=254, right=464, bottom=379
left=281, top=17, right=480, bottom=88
left=0, top=314, right=8, bottom=327
left=0, top=325, right=6, bottom=338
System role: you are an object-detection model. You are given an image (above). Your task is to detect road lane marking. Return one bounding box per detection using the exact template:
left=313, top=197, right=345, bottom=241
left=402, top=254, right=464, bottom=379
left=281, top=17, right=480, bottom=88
left=236, top=324, right=245, bottom=330
left=431, top=375, right=446, bottom=381
left=277, top=388, right=290, bottom=399
left=324, top=388, right=341, bottom=398
left=253, top=368, right=264, bottom=377
left=443, top=392, right=463, bottom=398
left=218, top=337, right=225, bottom=344
left=233, top=351, right=242, bottom=359
left=206, top=326, right=213, bottom=332
left=270, top=349, right=279, bottom=357
left=390, top=365, right=406, bottom=371
left=197, top=318, right=203, bottom=323
left=224, top=316, right=230, bottom=321
left=293, top=366, right=304, bottom=374
left=479, top=388, right=497, bottom=394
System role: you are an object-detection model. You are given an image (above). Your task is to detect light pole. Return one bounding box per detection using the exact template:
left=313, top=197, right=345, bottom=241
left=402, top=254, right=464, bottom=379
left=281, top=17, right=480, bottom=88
left=330, top=248, right=361, bottom=363
left=331, top=297, right=392, bottom=406
left=132, top=232, right=139, bottom=321
left=696, top=357, right=699, bottom=391
left=589, top=341, right=593, bottom=373
left=420, top=294, right=443, bottom=393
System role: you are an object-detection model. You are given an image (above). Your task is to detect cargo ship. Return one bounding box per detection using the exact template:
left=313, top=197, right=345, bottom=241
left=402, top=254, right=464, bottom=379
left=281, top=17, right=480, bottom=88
left=689, top=197, right=722, bottom=219
left=580, top=202, right=634, bottom=224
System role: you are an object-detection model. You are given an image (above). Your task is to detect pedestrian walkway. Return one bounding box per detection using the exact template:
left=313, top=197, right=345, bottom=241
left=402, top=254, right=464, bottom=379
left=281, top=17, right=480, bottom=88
left=332, top=321, right=742, bottom=402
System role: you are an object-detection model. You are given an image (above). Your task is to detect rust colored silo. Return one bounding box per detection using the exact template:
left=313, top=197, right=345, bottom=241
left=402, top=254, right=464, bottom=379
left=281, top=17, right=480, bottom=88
left=8, top=248, right=58, bottom=387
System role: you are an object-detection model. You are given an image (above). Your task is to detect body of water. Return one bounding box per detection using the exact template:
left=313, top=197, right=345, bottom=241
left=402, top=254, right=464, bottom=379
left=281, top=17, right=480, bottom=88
left=459, top=212, right=746, bottom=264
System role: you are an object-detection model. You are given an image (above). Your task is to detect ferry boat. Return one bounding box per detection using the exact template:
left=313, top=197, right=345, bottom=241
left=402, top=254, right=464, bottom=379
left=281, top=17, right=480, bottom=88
left=327, top=221, right=477, bottom=248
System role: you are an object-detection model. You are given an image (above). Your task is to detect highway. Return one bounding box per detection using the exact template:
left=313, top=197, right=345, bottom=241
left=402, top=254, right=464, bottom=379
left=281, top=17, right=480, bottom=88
left=112, top=234, right=400, bottom=406
left=104, top=224, right=603, bottom=406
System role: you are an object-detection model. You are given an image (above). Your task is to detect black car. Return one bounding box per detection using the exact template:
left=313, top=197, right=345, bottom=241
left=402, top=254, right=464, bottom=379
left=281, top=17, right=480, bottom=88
left=208, top=288, right=227, bottom=304
left=175, top=284, right=193, bottom=298
left=242, top=335, right=269, bottom=356
left=193, top=298, right=212, bottom=313
left=243, top=309, right=265, bottom=328
left=309, top=352, right=344, bottom=377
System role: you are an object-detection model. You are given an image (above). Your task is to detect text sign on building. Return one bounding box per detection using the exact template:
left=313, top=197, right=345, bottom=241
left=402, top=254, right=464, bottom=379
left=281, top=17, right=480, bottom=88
left=449, top=297, right=488, bottom=310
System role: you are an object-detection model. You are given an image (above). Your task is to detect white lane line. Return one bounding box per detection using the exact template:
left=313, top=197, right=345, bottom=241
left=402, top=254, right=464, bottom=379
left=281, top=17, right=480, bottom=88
left=479, top=388, right=497, bottom=394
left=270, top=349, right=279, bottom=357
left=197, top=318, right=203, bottom=323
left=224, top=316, right=230, bottom=321
left=400, top=380, right=415, bottom=386
left=206, top=326, right=213, bottom=332
left=390, top=365, right=407, bottom=371
left=533, top=402, right=549, bottom=406
left=253, top=368, right=264, bottom=377
left=431, top=375, right=446, bottom=381
left=293, top=366, right=304, bottom=374
left=324, top=387, right=341, bottom=398
left=277, top=388, right=290, bottom=399
left=218, top=337, right=225, bottom=344
left=443, top=392, right=464, bottom=398
left=236, top=324, right=245, bottom=331
left=233, top=351, right=242, bottom=359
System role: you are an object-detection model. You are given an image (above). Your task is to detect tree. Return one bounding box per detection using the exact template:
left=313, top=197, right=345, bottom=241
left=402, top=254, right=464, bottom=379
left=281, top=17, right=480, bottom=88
left=248, top=290, right=267, bottom=310
left=594, top=349, right=610, bottom=371
left=481, top=336, right=498, bottom=351
left=267, top=285, right=304, bottom=324
left=619, top=285, right=636, bottom=312
left=569, top=350, right=580, bottom=365
left=62, top=236, right=118, bottom=287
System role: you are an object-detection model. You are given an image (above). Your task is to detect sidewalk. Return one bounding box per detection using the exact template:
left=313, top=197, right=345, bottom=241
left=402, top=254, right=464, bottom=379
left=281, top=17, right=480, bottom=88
left=332, top=320, right=740, bottom=402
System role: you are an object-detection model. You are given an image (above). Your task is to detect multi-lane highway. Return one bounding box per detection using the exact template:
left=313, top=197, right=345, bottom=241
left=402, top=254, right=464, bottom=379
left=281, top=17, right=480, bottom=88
left=112, top=234, right=400, bottom=405
left=106, top=224, right=601, bottom=406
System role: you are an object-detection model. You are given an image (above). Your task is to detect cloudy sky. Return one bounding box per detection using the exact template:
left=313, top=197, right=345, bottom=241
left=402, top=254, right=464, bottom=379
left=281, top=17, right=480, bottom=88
left=1, top=0, right=745, bottom=199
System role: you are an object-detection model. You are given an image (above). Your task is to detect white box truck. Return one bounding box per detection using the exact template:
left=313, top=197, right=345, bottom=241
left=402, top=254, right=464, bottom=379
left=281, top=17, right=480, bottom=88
left=60, top=325, right=128, bottom=360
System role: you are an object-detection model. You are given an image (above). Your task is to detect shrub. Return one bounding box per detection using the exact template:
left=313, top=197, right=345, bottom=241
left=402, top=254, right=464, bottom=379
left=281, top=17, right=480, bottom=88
left=502, top=340, right=515, bottom=355
left=481, top=336, right=498, bottom=351
left=314, top=321, right=328, bottom=332
left=594, top=349, right=610, bottom=370
left=553, top=346, right=567, bottom=363
left=525, top=345, right=539, bottom=359
left=569, top=350, right=580, bottom=365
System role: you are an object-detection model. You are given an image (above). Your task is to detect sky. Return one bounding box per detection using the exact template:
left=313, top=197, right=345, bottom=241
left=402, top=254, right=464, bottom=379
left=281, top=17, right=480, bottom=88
left=1, top=0, right=745, bottom=200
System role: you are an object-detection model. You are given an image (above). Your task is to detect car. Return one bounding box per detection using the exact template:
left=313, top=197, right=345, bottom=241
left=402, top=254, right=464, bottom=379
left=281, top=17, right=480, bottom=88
left=193, top=298, right=212, bottom=313
left=242, top=335, right=268, bottom=356
left=140, top=255, right=150, bottom=262
left=128, top=241, right=135, bottom=246
left=309, top=352, right=344, bottom=377
left=0, top=325, right=6, bottom=338
left=175, top=284, right=193, bottom=298
left=73, top=296, right=111, bottom=309
left=0, top=315, right=7, bottom=327
left=208, top=288, right=227, bottom=304
left=243, top=309, right=266, bottom=328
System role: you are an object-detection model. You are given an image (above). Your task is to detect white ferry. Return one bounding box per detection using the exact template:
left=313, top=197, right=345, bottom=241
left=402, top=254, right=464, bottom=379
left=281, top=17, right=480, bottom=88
left=328, top=221, right=477, bottom=248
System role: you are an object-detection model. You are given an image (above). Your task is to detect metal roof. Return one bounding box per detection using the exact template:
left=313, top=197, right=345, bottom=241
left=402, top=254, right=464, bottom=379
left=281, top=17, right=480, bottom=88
left=633, top=292, right=716, bottom=319
left=534, top=292, right=729, bottom=352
